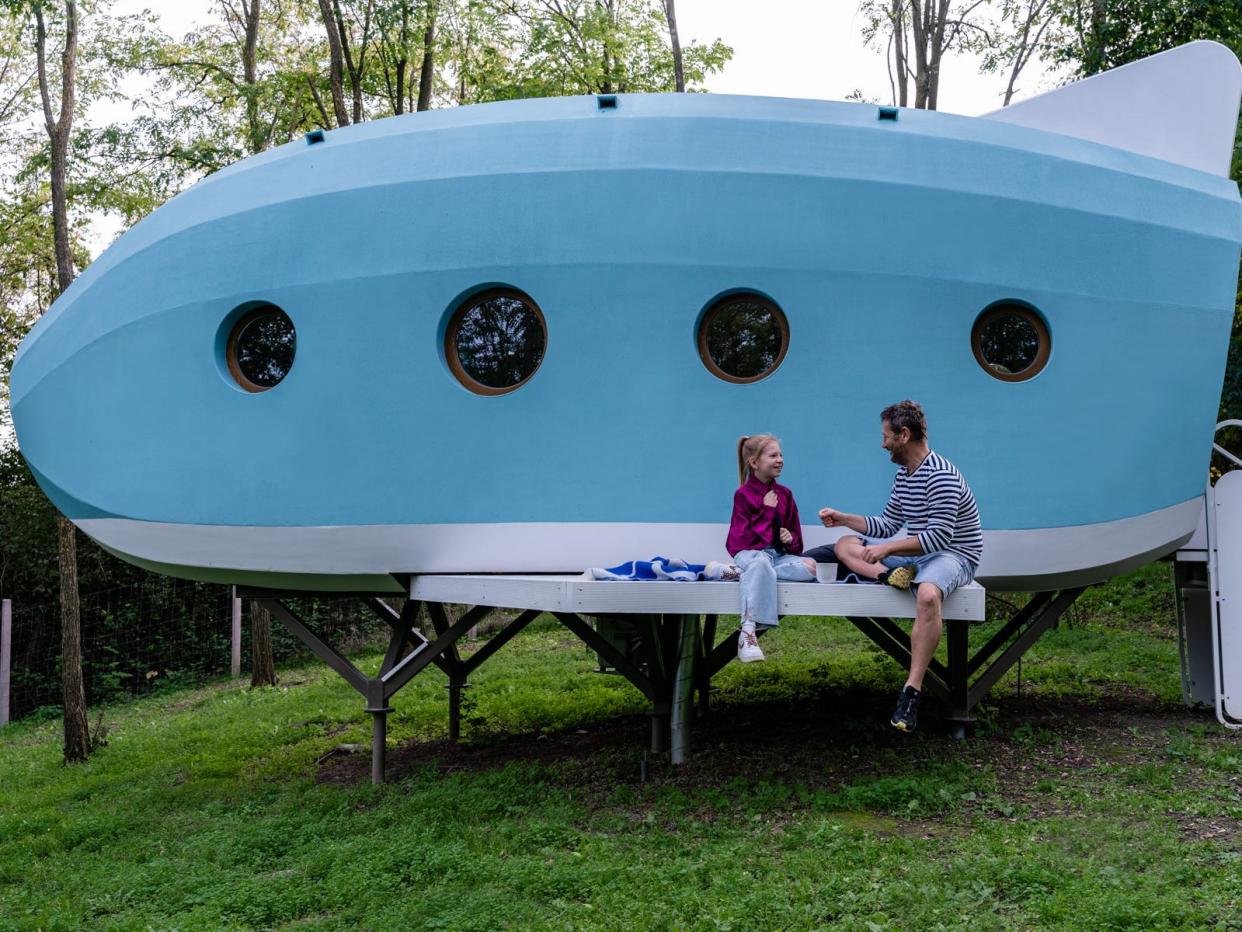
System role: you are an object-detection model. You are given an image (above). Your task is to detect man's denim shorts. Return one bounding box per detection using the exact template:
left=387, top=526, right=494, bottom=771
left=868, top=541, right=976, bottom=598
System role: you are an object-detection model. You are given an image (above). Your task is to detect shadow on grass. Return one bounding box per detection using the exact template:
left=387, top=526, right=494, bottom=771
left=318, top=683, right=1210, bottom=803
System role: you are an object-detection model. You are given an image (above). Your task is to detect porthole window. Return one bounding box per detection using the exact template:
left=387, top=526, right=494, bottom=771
left=227, top=304, right=296, bottom=392
left=971, top=303, right=1050, bottom=382
left=697, top=294, right=789, bottom=383
left=446, top=289, right=546, bottom=395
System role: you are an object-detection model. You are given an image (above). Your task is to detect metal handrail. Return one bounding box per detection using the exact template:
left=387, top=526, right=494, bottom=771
left=1214, top=418, right=1242, bottom=470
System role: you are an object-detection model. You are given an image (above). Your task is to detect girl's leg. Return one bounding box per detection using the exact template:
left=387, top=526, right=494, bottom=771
left=734, top=550, right=776, bottom=663
left=774, top=554, right=816, bottom=582
left=736, top=550, right=777, bottom=629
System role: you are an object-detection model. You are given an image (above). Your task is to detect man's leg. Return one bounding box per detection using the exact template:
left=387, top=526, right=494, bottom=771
left=893, top=555, right=972, bottom=731
left=907, top=582, right=944, bottom=691
left=833, top=536, right=884, bottom=579
left=891, top=582, right=943, bottom=732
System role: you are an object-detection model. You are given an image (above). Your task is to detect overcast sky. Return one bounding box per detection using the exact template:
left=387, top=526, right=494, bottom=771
left=116, top=0, right=1064, bottom=116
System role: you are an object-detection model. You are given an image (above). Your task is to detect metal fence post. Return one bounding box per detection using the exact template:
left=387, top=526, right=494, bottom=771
left=231, top=587, right=241, bottom=678
left=1, top=599, right=11, bottom=727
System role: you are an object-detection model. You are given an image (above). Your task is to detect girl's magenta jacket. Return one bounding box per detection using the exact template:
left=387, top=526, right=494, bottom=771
left=726, top=474, right=804, bottom=557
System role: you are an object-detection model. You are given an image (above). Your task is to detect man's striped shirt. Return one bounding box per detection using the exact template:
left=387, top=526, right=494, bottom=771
left=864, top=451, right=983, bottom=566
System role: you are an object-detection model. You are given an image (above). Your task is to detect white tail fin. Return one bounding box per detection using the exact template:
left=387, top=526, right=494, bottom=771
left=981, top=40, right=1241, bottom=176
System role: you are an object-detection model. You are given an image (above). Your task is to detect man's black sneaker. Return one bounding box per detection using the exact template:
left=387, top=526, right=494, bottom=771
left=891, top=685, right=921, bottom=732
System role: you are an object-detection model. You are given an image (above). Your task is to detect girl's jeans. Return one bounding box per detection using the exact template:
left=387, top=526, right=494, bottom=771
left=734, top=548, right=814, bottom=628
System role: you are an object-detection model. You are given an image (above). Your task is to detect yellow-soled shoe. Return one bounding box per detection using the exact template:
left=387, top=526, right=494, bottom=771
left=885, top=565, right=916, bottom=590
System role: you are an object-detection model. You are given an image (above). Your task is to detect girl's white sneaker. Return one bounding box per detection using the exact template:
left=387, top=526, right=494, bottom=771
left=705, top=560, right=741, bottom=581
left=737, top=628, right=765, bottom=663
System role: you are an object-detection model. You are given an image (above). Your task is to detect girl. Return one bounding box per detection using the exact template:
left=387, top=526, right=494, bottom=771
left=726, top=434, right=817, bottom=662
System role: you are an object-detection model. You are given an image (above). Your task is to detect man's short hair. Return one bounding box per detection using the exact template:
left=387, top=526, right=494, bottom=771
left=881, top=399, right=927, bottom=441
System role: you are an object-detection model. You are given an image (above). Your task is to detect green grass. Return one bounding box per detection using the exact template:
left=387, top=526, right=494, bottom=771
left=2, top=564, right=1240, bottom=930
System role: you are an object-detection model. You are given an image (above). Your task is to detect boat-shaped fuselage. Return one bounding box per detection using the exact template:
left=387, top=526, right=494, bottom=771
left=11, top=90, right=1241, bottom=591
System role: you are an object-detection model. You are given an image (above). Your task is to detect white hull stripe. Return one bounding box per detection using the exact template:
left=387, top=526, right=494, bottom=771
left=75, top=498, right=1202, bottom=590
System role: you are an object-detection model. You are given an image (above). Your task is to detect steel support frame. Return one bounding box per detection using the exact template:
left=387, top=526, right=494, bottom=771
left=250, top=592, right=540, bottom=784
left=846, top=587, right=1085, bottom=735
left=251, top=588, right=1081, bottom=782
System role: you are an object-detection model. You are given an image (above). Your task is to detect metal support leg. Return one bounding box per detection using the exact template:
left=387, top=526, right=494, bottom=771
left=447, top=678, right=468, bottom=742
left=669, top=615, right=697, bottom=765
left=697, top=614, right=716, bottom=717
left=634, top=615, right=670, bottom=755
left=368, top=706, right=392, bottom=785
left=946, top=618, right=972, bottom=738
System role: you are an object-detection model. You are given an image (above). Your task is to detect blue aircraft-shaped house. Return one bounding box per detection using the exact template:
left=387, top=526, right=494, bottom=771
left=10, top=42, right=1242, bottom=594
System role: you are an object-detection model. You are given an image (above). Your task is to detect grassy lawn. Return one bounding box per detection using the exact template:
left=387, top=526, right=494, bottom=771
left=2, top=563, right=1240, bottom=930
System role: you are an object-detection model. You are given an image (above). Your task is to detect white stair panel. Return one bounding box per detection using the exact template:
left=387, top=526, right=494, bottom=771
left=1212, top=470, right=1242, bottom=723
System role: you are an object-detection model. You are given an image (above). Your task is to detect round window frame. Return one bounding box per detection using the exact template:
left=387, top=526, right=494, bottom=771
left=696, top=293, right=790, bottom=384
left=226, top=303, right=297, bottom=394
left=970, top=303, right=1051, bottom=383
left=444, top=288, right=548, bottom=396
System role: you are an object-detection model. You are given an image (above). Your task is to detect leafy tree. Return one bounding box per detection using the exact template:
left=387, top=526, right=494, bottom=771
left=457, top=0, right=729, bottom=102
left=1045, top=0, right=1242, bottom=76
left=974, top=0, right=1058, bottom=105
left=137, top=1, right=328, bottom=174
left=0, top=445, right=59, bottom=605
left=372, top=0, right=438, bottom=114
left=314, top=0, right=374, bottom=124
left=859, top=0, right=991, bottom=109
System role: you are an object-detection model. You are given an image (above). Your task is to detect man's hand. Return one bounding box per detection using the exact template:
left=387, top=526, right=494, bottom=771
left=763, top=490, right=778, bottom=507
left=861, top=541, right=890, bottom=563
left=818, top=507, right=845, bottom=527
left=778, top=527, right=793, bottom=546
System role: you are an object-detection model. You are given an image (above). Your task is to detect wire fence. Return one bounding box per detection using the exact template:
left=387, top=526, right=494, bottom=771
left=3, top=577, right=394, bottom=723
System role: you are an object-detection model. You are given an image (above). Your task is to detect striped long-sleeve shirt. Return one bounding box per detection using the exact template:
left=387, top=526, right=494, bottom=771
left=864, top=451, right=983, bottom=566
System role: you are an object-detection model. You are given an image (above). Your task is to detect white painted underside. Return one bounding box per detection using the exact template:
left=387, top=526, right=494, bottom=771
left=981, top=40, right=1242, bottom=177
left=76, top=497, right=1203, bottom=591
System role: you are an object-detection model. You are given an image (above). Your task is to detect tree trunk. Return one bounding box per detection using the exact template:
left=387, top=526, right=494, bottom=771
left=36, top=1, right=89, bottom=766
left=250, top=602, right=277, bottom=687
left=908, top=0, right=927, bottom=107
left=1001, top=0, right=1053, bottom=106
left=925, top=0, right=946, bottom=110
left=344, top=0, right=374, bottom=123
left=891, top=0, right=908, bottom=106
left=416, top=0, right=435, bottom=111
left=391, top=2, right=409, bottom=115
left=241, top=0, right=264, bottom=154
left=601, top=0, right=616, bottom=93
left=663, top=0, right=684, bottom=92
left=318, top=0, right=351, bottom=125
left=57, top=516, right=89, bottom=762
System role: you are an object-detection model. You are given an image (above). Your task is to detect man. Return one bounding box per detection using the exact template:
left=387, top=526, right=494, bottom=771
left=817, top=400, right=982, bottom=732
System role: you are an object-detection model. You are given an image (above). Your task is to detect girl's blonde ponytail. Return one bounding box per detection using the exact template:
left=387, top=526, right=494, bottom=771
left=737, top=433, right=778, bottom=485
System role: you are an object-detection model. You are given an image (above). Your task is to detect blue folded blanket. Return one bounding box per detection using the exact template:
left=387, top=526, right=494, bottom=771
left=588, top=556, right=710, bottom=582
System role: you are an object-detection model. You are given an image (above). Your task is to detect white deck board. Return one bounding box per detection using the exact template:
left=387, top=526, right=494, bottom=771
left=410, top=575, right=986, bottom=621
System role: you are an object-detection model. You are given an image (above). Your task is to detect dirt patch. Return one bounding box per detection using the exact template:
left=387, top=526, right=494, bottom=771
left=314, top=688, right=1235, bottom=840
left=1173, top=812, right=1242, bottom=848
left=315, top=717, right=651, bottom=786
left=315, top=688, right=1152, bottom=785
